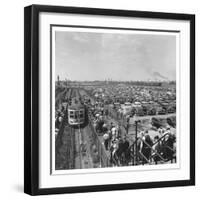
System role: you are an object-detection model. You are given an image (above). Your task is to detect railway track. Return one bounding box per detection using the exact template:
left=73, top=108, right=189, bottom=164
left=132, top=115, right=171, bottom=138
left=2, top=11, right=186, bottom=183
left=73, top=88, right=94, bottom=169
left=74, top=127, right=93, bottom=169
left=56, top=88, right=94, bottom=170
left=55, top=87, right=75, bottom=170
left=55, top=122, right=75, bottom=170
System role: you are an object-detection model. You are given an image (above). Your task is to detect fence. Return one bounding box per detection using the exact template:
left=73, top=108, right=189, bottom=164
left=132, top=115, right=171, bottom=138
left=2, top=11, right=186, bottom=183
left=88, top=120, right=111, bottom=167
left=106, top=106, right=130, bottom=136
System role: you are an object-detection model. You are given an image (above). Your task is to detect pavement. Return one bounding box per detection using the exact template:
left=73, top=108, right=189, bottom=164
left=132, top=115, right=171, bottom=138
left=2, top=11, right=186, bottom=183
left=129, top=113, right=176, bottom=124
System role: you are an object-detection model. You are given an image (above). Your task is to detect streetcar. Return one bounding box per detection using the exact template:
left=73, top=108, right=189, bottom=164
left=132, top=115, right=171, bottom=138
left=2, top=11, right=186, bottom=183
left=68, top=98, right=86, bottom=126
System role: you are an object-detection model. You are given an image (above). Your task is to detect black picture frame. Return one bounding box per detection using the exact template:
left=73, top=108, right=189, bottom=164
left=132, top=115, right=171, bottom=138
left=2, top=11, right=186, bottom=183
left=24, top=4, right=195, bottom=196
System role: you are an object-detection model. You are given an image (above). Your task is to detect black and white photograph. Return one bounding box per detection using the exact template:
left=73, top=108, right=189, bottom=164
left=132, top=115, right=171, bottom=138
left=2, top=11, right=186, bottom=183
left=53, top=28, right=177, bottom=171
left=23, top=5, right=195, bottom=195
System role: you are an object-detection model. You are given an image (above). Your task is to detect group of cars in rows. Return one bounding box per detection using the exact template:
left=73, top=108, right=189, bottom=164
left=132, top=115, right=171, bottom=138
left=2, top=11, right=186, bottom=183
left=83, top=83, right=176, bottom=117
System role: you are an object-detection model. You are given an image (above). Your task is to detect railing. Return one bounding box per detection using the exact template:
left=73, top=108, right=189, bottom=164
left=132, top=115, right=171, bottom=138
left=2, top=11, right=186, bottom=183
left=139, top=137, right=165, bottom=162
left=151, top=132, right=176, bottom=163
left=129, top=141, right=151, bottom=165
left=129, top=132, right=176, bottom=165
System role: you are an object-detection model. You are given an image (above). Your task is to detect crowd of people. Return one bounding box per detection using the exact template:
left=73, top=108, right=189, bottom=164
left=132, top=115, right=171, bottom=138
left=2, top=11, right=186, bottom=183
left=136, top=126, right=176, bottom=165
left=87, top=101, right=129, bottom=166
left=85, top=93, right=176, bottom=166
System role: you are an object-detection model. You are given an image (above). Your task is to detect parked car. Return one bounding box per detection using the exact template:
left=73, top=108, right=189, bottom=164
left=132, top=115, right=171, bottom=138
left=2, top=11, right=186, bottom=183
left=151, top=117, right=162, bottom=129
left=147, top=108, right=156, bottom=115
left=158, top=107, right=166, bottom=115
left=136, top=107, right=144, bottom=116
left=167, top=106, right=175, bottom=113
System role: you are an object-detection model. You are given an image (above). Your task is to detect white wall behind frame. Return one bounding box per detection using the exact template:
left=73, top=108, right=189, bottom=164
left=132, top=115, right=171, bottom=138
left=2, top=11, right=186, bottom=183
left=0, top=0, right=199, bottom=200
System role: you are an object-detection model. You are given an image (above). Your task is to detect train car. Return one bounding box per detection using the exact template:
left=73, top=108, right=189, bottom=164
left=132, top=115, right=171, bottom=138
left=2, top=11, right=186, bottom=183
left=68, top=98, right=85, bottom=126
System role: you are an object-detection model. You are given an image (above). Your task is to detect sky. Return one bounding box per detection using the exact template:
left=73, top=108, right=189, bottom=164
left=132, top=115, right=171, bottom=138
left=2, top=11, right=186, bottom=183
left=55, top=30, right=176, bottom=81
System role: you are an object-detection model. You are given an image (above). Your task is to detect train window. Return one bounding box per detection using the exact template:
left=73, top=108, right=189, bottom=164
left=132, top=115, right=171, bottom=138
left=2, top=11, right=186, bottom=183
left=80, top=110, right=84, bottom=118
left=69, top=111, right=74, bottom=118
left=75, top=111, right=79, bottom=119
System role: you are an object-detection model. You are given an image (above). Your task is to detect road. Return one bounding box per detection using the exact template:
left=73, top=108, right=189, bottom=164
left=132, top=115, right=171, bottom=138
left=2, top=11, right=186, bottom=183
left=129, top=113, right=176, bottom=124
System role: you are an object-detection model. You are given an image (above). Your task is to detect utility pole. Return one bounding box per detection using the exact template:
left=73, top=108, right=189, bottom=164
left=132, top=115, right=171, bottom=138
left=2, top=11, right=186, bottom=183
left=133, top=114, right=140, bottom=165
left=135, top=120, right=138, bottom=165
left=126, top=115, right=130, bottom=135
left=79, top=112, right=81, bottom=133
